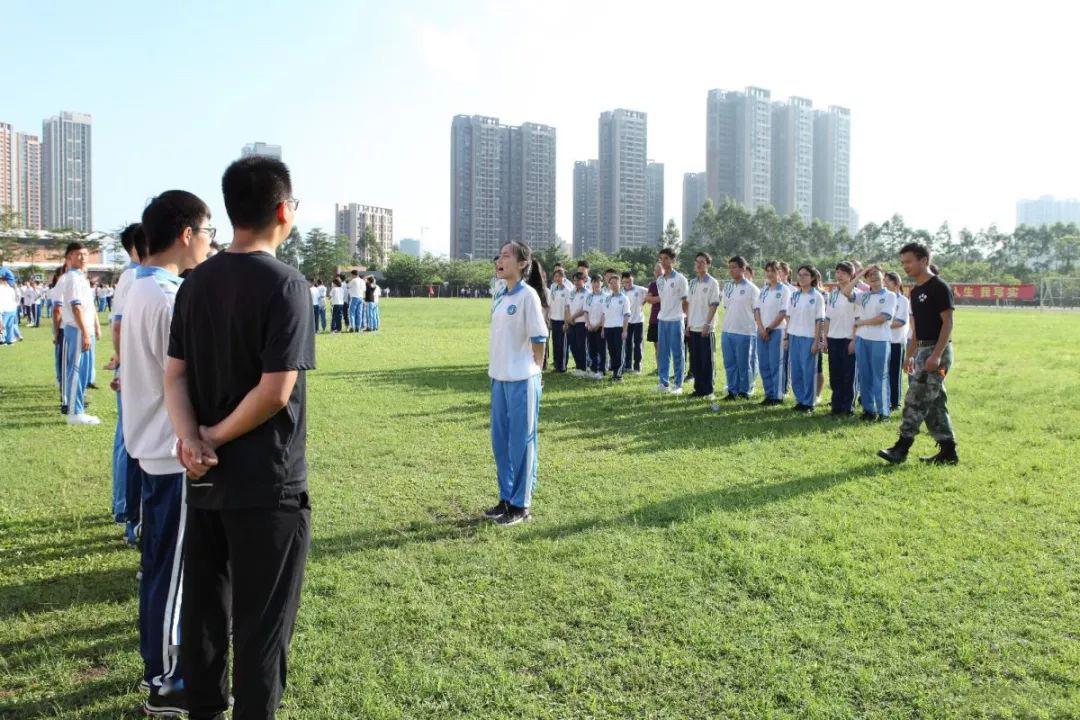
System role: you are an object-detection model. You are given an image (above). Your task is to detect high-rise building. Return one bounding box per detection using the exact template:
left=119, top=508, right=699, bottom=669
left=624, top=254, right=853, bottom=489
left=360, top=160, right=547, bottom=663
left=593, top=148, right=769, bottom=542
left=0, top=124, right=42, bottom=230
left=241, top=142, right=282, bottom=160
left=645, top=161, right=664, bottom=245
left=0, top=123, right=12, bottom=215
left=450, top=115, right=557, bottom=260
left=706, top=87, right=771, bottom=212
left=771, top=97, right=814, bottom=224
left=848, top=207, right=860, bottom=236
left=682, top=172, right=708, bottom=243
left=1016, top=196, right=1080, bottom=227
left=572, top=160, right=600, bottom=256
left=812, top=106, right=851, bottom=232
left=335, top=203, right=394, bottom=264
left=399, top=238, right=422, bottom=257
left=41, top=111, right=92, bottom=231
left=598, top=109, right=648, bottom=252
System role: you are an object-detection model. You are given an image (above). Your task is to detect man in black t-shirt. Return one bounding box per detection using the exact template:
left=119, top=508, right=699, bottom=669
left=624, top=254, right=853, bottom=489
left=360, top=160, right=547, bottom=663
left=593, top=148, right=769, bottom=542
left=878, top=242, right=958, bottom=465
left=164, top=156, right=314, bottom=720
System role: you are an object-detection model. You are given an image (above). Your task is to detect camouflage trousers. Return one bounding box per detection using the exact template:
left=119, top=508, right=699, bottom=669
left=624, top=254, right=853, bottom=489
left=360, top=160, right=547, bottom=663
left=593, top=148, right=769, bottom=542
left=900, top=343, right=956, bottom=442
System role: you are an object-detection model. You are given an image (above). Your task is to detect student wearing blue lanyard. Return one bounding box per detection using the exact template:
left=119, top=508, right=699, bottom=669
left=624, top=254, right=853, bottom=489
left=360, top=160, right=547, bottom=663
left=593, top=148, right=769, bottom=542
left=484, top=241, right=547, bottom=526
left=753, top=260, right=791, bottom=405
left=584, top=275, right=606, bottom=379
left=719, top=256, right=759, bottom=401
left=786, top=265, right=827, bottom=413
left=845, top=265, right=897, bottom=421
left=686, top=252, right=721, bottom=399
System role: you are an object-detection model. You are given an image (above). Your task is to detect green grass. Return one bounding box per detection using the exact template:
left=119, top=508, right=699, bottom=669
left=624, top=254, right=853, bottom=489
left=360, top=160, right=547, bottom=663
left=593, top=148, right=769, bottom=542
left=1, top=300, right=1078, bottom=719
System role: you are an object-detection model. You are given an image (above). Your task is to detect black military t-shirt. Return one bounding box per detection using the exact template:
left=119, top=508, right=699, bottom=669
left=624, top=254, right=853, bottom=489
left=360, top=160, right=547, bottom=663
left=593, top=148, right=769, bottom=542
left=909, top=275, right=954, bottom=342
left=167, top=251, right=316, bottom=509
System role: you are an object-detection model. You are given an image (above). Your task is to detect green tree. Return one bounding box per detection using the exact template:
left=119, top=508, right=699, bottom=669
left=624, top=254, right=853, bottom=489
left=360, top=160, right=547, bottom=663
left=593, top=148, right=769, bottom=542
left=659, top=218, right=681, bottom=253
left=355, top=227, right=384, bottom=268
left=537, top=240, right=569, bottom=274
left=278, top=227, right=303, bottom=269
left=300, top=228, right=348, bottom=280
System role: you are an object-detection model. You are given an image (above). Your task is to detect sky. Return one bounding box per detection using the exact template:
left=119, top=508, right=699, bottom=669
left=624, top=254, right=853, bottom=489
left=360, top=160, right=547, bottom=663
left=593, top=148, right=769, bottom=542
left=3, top=0, right=1078, bottom=256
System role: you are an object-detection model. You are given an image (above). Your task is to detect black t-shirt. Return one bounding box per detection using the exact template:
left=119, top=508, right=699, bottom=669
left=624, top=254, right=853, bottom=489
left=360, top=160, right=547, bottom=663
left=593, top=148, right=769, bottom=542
left=909, top=275, right=954, bottom=342
left=167, top=251, right=316, bottom=509
left=364, top=284, right=375, bottom=302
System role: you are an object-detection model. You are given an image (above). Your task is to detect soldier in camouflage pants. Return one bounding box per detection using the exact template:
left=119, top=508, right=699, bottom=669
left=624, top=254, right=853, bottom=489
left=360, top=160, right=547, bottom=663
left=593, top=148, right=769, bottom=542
left=899, top=343, right=955, bottom=442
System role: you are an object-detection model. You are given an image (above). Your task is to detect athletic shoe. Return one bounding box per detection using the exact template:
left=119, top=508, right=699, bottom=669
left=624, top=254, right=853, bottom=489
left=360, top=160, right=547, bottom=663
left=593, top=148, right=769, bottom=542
left=143, top=688, right=186, bottom=717
left=483, top=501, right=509, bottom=520
left=87, top=383, right=100, bottom=390
left=592, top=372, right=603, bottom=380
left=610, top=376, right=623, bottom=382
left=59, top=404, right=69, bottom=415
left=139, top=679, right=149, bottom=692
left=67, top=414, right=101, bottom=425
left=737, top=393, right=751, bottom=400
left=710, top=402, right=721, bottom=412
left=668, top=386, right=684, bottom=396
left=860, top=412, right=879, bottom=422
left=494, top=506, right=531, bottom=526
left=654, top=384, right=669, bottom=393
left=722, top=393, right=738, bottom=402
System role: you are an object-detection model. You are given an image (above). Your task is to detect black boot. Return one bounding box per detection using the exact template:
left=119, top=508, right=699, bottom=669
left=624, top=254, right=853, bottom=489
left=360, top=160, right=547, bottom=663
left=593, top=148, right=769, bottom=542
left=877, top=435, right=914, bottom=464
left=920, top=440, right=959, bottom=465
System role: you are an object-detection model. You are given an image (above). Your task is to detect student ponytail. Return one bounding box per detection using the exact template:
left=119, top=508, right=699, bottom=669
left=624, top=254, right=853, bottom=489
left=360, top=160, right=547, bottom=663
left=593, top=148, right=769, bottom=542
left=526, top=258, right=548, bottom=310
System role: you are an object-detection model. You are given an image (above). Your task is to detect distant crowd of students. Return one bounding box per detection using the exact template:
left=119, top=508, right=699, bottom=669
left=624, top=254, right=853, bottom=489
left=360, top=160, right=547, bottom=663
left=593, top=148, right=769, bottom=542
left=307, top=271, right=382, bottom=333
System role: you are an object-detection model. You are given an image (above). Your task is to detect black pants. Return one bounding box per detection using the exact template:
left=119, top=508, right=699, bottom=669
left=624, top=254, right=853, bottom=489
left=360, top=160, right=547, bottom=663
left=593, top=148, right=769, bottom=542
left=330, top=305, right=343, bottom=332
left=888, top=342, right=904, bottom=409
left=604, top=327, right=624, bottom=378
left=623, top=322, right=643, bottom=371
left=688, top=332, right=715, bottom=396
left=569, top=323, right=587, bottom=371
left=587, top=329, right=605, bottom=374
left=550, top=321, right=567, bottom=372
left=827, top=337, right=857, bottom=413
left=182, top=493, right=311, bottom=720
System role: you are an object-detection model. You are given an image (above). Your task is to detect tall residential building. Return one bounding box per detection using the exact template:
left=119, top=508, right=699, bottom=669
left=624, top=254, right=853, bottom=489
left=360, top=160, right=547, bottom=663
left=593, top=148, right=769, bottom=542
left=335, top=203, right=394, bottom=263
left=598, top=109, right=648, bottom=252
left=848, top=207, right=860, bottom=236
left=706, top=87, right=772, bottom=212
left=241, top=142, right=282, bottom=160
left=572, top=160, right=600, bottom=256
left=450, top=115, right=557, bottom=260
left=0, top=124, right=42, bottom=230
left=0, top=123, right=12, bottom=214
left=399, top=238, right=422, bottom=257
left=682, top=172, right=708, bottom=243
left=771, top=97, right=814, bottom=224
left=645, top=161, right=665, bottom=245
left=41, top=112, right=92, bottom=231
left=1016, top=196, right=1080, bottom=227
left=812, top=106, right=851, bottom=232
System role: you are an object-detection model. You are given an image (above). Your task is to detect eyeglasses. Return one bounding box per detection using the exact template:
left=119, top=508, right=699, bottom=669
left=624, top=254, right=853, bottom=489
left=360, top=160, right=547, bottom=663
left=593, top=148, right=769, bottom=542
left=194, top=226, right=217, bottom=241
left=285, top=198, right=300, bottom=212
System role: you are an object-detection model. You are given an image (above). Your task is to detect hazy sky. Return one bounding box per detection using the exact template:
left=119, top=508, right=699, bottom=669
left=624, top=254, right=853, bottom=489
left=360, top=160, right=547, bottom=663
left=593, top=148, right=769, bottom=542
left=4, top=0, right=1077, bottom=255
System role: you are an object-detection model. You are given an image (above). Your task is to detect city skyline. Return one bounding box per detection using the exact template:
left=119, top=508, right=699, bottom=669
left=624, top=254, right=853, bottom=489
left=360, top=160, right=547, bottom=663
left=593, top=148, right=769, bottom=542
left=2, top=2, right=1077, bottom=255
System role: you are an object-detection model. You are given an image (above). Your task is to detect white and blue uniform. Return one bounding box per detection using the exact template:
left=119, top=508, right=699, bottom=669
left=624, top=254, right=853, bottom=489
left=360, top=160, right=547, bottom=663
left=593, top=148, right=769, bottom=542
left=567, top=287, right=589, bottom=372
left=110, top=261, right=140, bottom=528
left=489, top=282, right=547, bottom=510
left=787, top=288, right=826, bottom=407
left=825, top=286, right=858, bottom=414
left=854, top=288, right=897, bottom=417
left=347, top=276, right=365, bottom=330
left=120, top=265, right=187, bottom=692
left=59, top=268, right=95, bottom=417
left=623, top=284, right=648, bottom=372
left=585, top=291, right=607, bottom=374
left=548, top=282, right=571, bottom=372
left=889, top=293, right=911, bottom=408
left=754, top=282, right=791, bottom=401
left=0, top=280, right=18, bottom=344
left=720, top=278, right=759, bottom=396
left=601, top=291, right=630, bottom=379
left=656, top=270, right=689, bottom=389
left=687, top=274, right=721, bottom=397
left=365, top=283, right=381, bottom=330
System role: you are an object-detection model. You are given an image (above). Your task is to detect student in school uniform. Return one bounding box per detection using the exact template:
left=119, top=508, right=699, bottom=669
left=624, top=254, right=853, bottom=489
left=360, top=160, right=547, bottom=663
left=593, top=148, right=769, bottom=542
left=483, top=240, right=547, bottom=527
left=643, top=263, right=662, bottom=367
left=165, top=157, right=313, bottom=719
left=59, top=243, right=101, bottom=425
left=786, top=265, right=827, bottom=413
left=339, top=273, right=351, bottom=330
left=845, top=265, right=897, bottom=421
left=884, top=271, right=910, bottom=411
left=48, top=266, right=66, bottom=406
left=584, top=275, right=607, bottom=380
left=547, top=267, right=570, bottom=372
left=121, top=190, right=214, bottom=717
left=655, top=248, right=689, bottom=395
left=600, top=274, right=630, bottom=381
left=566, top=272, right=590, bottom=376
left=347, top=269, right=366, bottom=331
left=310, top=279, right=327, bottom=333
left=553, top=262, right=575, bottom=293
left=719, top=256, right=759, bottom=401
left=686, top=252, right=721, bottom=399
left=0, top=276, right=18, bottom=344
left=753, top=260, right=791, bottom=405
left=329, top=277, right=346, bottom=332
left=21, top=281, right=39, bottom=327
left=823, top=261, right=858, bottom=417
left=621, top=270, right=648, bottom=374
left=364, top=276, right=381, bottom=331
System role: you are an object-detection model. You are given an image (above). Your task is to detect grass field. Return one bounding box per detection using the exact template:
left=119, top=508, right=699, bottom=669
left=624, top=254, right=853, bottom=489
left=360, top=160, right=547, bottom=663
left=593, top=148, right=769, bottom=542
left=1, top=299, right=1078, bottom=719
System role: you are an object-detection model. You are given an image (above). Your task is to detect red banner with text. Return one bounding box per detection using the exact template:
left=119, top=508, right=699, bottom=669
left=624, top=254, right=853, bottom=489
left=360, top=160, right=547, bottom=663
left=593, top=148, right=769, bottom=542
left=949, top=284, right=1036, bottom=302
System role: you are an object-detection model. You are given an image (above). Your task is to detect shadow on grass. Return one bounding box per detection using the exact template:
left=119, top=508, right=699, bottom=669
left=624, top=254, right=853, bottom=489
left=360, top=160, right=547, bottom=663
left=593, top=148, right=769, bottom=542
left=0, top=674, right=142, bottom=720
left=310, top=514, right=485, bottom=559
left=0, top=619, right=136, bottom=675
left=0, top=565, right=137, bottom=620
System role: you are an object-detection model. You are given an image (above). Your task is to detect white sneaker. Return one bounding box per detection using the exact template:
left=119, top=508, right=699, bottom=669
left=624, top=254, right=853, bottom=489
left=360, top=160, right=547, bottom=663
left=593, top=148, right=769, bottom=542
left=67, top=413, right=101, bottom=425
left=592, top=372, right=603, bottom=380
left=654, top=383, right=669, bottom=393
left=668, top=386, right=684, bottom=396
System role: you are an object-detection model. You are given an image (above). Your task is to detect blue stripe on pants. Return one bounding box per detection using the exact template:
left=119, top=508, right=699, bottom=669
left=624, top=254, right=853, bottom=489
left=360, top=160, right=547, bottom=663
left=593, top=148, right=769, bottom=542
left=348, top=298, right=363, bottom=329
left=757, top=329, right=784, bottom=400
left=789, top=334, right=818, bottom=407
left=721, top=331, right=753, bottom=395
left=61, top=324, right=91, bottom=415
left=490, top=376, right=541, bottom=509
left=365, top=302, right=380, bottom=330
left=112, top=390, right=130, bottom=521
left=657, top=319, right=685, bottom=388
left=139, top=470, right=186, bottom=689
left=623, top=322, right=643, bottom=371
left=550, top=321, right=567, bottom=371
left=604, top=327, right=624, bottom=379
left=855, top=337, right=891, bottom=416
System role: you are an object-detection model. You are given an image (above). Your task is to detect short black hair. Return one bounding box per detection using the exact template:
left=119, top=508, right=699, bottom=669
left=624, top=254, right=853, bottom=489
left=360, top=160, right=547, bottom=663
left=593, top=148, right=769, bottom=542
left=572, top=271, right=586, bottom=281
left=899, top=242, right=931, bottom=260
left=659, top=248, right=676, bottom=259
left=695, top=252, right=712, bottom=265
left=120, top=223, right=148, bottom=259
left=577, top=260, right=590, bottom=268
left=65, top=242, right=86, bottom=256
left=728, top=256, right=747, bottom=268
left=621, top=270, right=633, bottom=279
left=604, top=267, right=618, bottom=276
left=589, top=274, right=601, bottom=283
left=142, top=190, right=211, bottom=256
left=351, top=269, right=359, bottom=276
left=221, top=156, right=293, bottom=231
left=835, top=261, right=854, bottom=275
